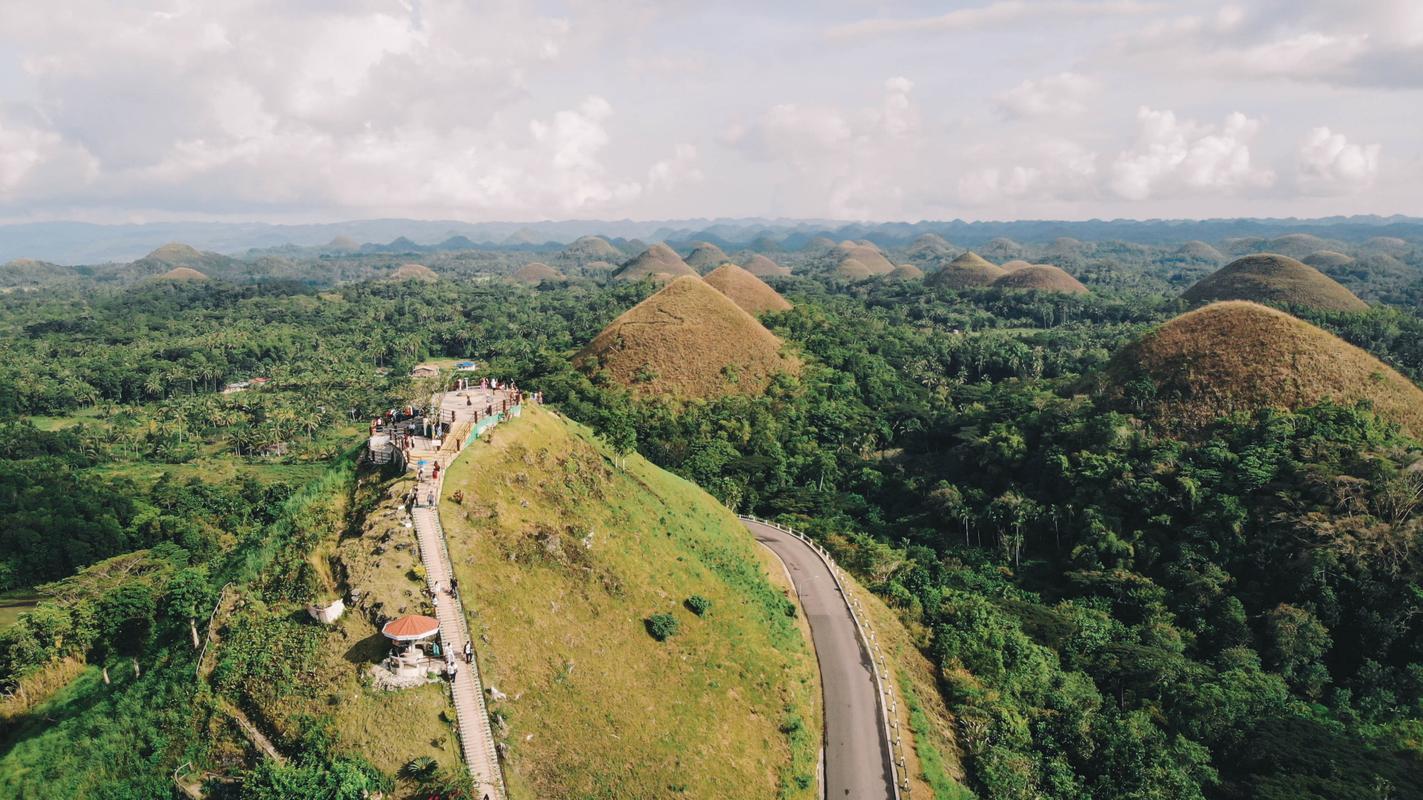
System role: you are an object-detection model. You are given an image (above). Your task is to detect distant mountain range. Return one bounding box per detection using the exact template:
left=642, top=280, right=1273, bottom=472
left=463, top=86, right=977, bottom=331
left=3, top=215, right=1422, bottom=265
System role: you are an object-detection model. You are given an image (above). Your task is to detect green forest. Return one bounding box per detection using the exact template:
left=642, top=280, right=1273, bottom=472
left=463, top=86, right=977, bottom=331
left=2, top=237, right=1422, bottom=799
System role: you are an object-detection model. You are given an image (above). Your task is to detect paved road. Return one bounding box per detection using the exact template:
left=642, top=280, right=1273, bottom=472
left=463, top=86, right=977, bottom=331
left=743, top=519, right=896, bottom=800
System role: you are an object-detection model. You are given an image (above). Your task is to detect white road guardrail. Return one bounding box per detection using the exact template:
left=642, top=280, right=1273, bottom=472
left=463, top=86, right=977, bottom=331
left=740, top=514, right=908, bottom=800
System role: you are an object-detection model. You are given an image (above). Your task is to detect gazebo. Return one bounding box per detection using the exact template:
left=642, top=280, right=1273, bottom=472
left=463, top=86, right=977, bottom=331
left=381, top=614, right=440, bottom=678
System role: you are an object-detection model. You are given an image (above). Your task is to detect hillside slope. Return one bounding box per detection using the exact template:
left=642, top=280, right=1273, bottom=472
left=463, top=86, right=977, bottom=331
left=441, top=406, right=821, bottom=799
left=1101, top=301, right=1423, bottom=437
left=576, top=276, right=800, bottom=399
left=1181, top=253, right=1367, bottom=312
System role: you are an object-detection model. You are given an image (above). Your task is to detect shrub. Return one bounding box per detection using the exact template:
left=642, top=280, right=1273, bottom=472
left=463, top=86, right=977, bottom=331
left=685, top=595, right=712, bottom=616
left=646, top=612, right=679, bottom=641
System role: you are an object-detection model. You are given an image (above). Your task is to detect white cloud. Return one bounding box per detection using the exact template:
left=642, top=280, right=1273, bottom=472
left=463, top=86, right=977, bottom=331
left=1110, top=107, right=1274, bottom=200
left=995, top=72, right=1097, bottom=119
left=958, top=139, right=1099, bottom=204
left=1297, top=127, right=1380, bottom=195
left=647, top=144, right=703, bottom=193
left=826, top=0, right=1157, bottom=40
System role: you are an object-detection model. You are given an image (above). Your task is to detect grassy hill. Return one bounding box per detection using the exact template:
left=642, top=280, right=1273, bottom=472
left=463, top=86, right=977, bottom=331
left=511, top=262, right=566, bottom=284
left=704, top=263, right=793, bottom=315
left=560, top=235, right=624, bottom=263
left=613, top=244, right=698, bottom=283
left=831, top=241, right=895, bottom=276
left=742, top=253, right=792, bottom=278
left=925, top=251, right=1004, bottom=289
left=684, top=241, right=730, bottom=272
left=1101, top=301, right=1423, bottom=437
left=834, top=258, right=875, bottom=281
left=991, top=264, right=1088, bottom=294
left=1181, top=253, right=1367, bottom=312
left=577, top=275, right=800, bottom=399
left=388, top=263, right=440, bottom=282
left=886, top=263, right=925, bottom=281
left=154, top=266, right=209, bottom=282
left=441, top=406, right=821, bottom=799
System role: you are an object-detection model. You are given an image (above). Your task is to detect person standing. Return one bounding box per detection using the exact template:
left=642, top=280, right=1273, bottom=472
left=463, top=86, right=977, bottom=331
left=463, top=640, right=473, bottom=664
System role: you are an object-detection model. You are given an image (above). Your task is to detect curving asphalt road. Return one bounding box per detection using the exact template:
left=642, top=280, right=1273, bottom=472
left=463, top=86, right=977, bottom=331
left=743, top=519, right=896, bottom=800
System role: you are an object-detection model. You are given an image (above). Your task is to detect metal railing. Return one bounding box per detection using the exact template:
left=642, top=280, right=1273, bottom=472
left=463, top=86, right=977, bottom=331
left=740, top=514, right=910, bottom=800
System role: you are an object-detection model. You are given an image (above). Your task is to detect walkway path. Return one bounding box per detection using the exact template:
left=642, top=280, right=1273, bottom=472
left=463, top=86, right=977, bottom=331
left=742, top=518, right=899, bottom=800
left=406, top=384, right=519, bottom=800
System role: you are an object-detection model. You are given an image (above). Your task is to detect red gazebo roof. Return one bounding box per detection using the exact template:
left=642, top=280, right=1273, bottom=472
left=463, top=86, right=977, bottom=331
left=381, top=614, right=440, bottom=641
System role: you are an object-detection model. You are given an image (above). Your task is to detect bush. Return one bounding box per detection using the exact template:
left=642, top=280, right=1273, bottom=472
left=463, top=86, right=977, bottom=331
left=646, top=612, right=679, bottom=641
left=685, top=595, right=712, bottom=616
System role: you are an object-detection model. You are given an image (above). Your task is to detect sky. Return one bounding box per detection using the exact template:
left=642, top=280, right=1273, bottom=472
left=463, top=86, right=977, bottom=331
left=0, top=0, right=1420, bottom=224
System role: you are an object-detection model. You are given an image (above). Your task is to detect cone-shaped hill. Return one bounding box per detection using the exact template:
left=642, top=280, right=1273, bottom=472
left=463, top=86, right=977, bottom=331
left=1101, top=301, right=1423, bottom=438
left=925, top=251, right=1005, bottom=288
left=1000, top=259, right=1033, bottom=272
left=613, top=243, right=699, bottom=283
left=906, top=233, right=954, bottom=262
left=1302, top=250, right=1355, bottom=269
left=684, top=242, right=730, bottom=272
left=577, top=276, right=799, bottom=399
left=388, top=263, right=439, bottom=282
left=834, top=258, right=875, bottom=281
left=885, top=263, right=925, bottom=281
left=511, top=262, right=566, bottom=284
left=155, top=267, right=209, bottom=282
left=560, top=235, right=624, bottom=262
left=1176, top=241, right=1225, bottom=262
left=741, top=253, right=792, bottom=278
left=831, top=241, right=895, bottom=276
left=126, top=242, right=240, bottom=279
left=1181, top=253, right=1367, bottom=312
left=992, top=264, right=1089, bottom=294
left=703, top=263, right=793, bottom=315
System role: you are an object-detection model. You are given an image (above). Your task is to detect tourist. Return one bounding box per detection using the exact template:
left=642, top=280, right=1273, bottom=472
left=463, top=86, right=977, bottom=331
left=427, top=491, right=435, bottom=506
left=446, top=653, right=457, bottom=679
left=463, top=640, right=473, bottom=664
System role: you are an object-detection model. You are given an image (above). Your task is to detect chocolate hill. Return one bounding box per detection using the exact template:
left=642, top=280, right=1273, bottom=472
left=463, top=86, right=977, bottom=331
left=560, top=235, right=624, bottom=262
left=613, top=243, right=699, bottom=283
left=885, top=264, right=925, bottom=281
left=741, top=253, right=791, bottom=278
left=1101, top=301, right=1423, bottom=438
left=1181, top=254, right=1367, bottom=312
left=831, top=241, right=895, bottom=276
left=992, top=265, right=1088, bottom=294
left=388, top=263, right=439, bottom=282
left=155, top=267, right=209, bottom=282
left=925, top=251, right=1005, bottom=289
left=511, top=262, right=566, bottom=284
left=684, top=242, right=731, bottom=273
left=703, top=263, right=793, bottom=314
left=576, top=276, right=799, bottom=399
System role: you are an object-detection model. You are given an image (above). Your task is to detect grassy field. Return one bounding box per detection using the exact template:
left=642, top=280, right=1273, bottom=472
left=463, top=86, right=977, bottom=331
left=442, top=405, right=821, bottom=799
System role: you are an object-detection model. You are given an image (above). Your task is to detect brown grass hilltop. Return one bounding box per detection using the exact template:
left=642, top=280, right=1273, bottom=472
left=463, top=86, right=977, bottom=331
left=925, top=251, right=1005, bottom=289
left=155, top=266, right=209, bottom=282
left=1000, top=259, right=1033, bottom=272
left=684, top=241, right=730, bottom=272
left=834, top=258, right=875, bottom=281
left=388, top=263, right=439, bottom=282
left=560, top=235, right=624, bottom=262
left=1366, top=236, right=1409, bottom=252
left=613, top=243, right=699, bottom=283
left=1182, top=253, right=1367, bottom=312
left=1176, top=241, right=1226, bottom=262
left=577, top=275, right=799, bottom=399
left=832, top=241, right=895, bottom=275
left=992, top=264, right=1089, bottom=294
left=1302, top=250, right=1356, bottom=269
left=147, top=243, right=206, bottom=263
left=1101, top=301, right=1423, bottom=438
left=704, top=263, right=793, bottom=314
left=906, top=233, right=954, bottom=262
left=885, top=263, right=925, bottom=281
left=510, top=262, right=566, bottom=284
left=741, top=253, right=792, bottom=277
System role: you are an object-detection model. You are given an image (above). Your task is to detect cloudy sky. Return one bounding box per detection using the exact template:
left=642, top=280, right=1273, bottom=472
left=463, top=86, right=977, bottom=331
left=0, top=0, right=1419, bottom=223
